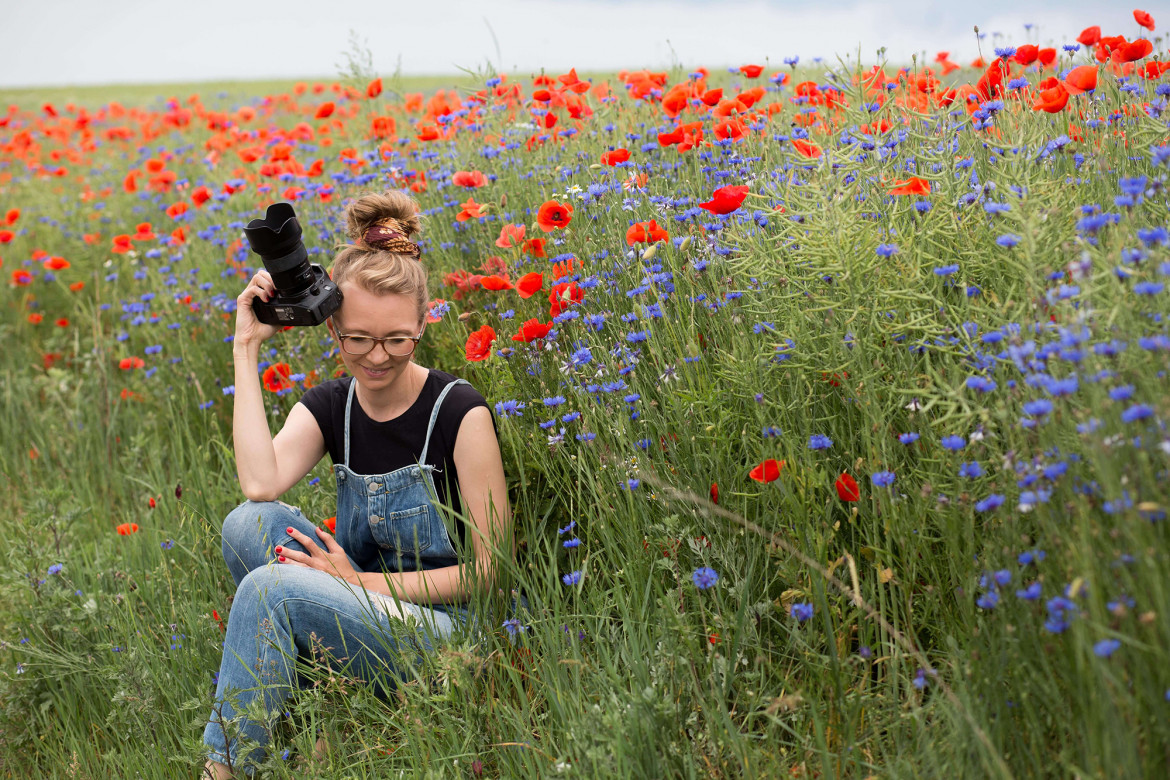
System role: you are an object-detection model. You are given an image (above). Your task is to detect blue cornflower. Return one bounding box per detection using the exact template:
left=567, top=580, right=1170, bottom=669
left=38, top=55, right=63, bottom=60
left=966, top=376, right=997, bottom=392
left=1018, top=549, right=1046, bottom=565
left=808, top=434, right=833, bottom=450
left=996, top=234, right=1022, bottom=248
left=912, top=668, right=934, bottom=690
left=789, top=602, right=814, bottom=622
left=753, top=321, right=775, bottom=334
left=571, top=347, right=593, bottom=366
left=976, top=591, right=1000, bottom=610
left=692, top=567, right=719, bottom=589
left=1121, top=403, right=1154, bottom=423
left=1093, top=638, right=1121, bottom=658
left=47, top=564, right=63, bottom=575
left=561, top=411, right=581, bottom=423
left=1109, top=385, right=1135, bottom=402
left=494, top=400, right=525, bottom=418
left=558, top=520, right=576, bottom=535
left=876, top=243, right=900, bottom=257
left=1016, top=582, right=1043, bottom=600
left=626, top=330, right=649, bottom=343
left=1134, top=281, right=1164, bottom=295
left=934, top=264, right=959, bottom=276
left=959, top=461, right=984, bottom=479
left=871, top=470, right=895, bottom=488
left=940, top=435, right=966, bottom=451
left=563, top=538, right=581, bottom=548
left=543, top=395, right=566, bottom=407
left=563, top=570, right=583, bottom=586
left=975, top=494, right=1005, bottom=512
left=160, top=539, right=175, bottom=550
left=898, top=432, right=920, bottom=445
left=1023, top=399, right=1053, bottom=416
left=502, top=618, right=526, bottom=636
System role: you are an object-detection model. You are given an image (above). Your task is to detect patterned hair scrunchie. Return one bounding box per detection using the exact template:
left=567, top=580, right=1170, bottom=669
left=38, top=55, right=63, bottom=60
left=361, top=219, right=421, bottom=259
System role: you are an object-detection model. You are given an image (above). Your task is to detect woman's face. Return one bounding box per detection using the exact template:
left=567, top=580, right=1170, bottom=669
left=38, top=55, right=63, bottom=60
left=326, top=284, right=424, bottom=391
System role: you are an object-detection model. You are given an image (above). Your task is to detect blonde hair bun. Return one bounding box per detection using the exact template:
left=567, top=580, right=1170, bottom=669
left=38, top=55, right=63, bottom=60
left=344, top=190, right=422, bottom=244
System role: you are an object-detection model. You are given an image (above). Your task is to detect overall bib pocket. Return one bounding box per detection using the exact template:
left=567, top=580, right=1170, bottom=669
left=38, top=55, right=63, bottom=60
left=369, top=504, right=433, bottom=554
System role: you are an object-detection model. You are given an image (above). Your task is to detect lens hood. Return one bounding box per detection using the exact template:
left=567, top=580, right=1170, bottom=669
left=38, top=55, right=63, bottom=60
left=244, top=203, right=303, bottom=264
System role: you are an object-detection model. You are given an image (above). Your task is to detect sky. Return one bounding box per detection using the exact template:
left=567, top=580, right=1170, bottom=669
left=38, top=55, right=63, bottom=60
left=2, top=0, right=1168, bottom=88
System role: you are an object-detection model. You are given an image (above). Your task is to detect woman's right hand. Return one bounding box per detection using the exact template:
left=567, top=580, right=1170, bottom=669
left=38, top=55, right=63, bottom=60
left=234, top=270, right=280, bottom=348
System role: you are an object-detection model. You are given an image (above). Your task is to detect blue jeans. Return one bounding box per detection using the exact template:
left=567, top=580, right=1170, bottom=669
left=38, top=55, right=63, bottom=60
left=202, top=500, right=467, bottom=773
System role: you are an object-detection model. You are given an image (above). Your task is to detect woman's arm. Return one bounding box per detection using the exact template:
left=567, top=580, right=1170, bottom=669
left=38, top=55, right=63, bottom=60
left=231, top=271, right=327, bottom=501
left=350, top=405, right=511, bottom=602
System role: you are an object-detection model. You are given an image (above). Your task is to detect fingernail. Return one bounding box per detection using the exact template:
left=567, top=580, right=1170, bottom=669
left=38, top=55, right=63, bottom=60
left=274, top=546, right=282, bottom=553
left=286, top=527, right=294, bottom=534
left=278, top=556, right=286, bottom=562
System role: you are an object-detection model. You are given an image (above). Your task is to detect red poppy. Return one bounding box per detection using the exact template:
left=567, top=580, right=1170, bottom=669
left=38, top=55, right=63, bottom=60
left=548, top=281, right=583, bottom=319
left=600, top=148, right=630, bottom=165
left=625, top=219, right=669, bottom=246
left=791, top=139, right=822, bottom=159
left=710, top=483, right=719, bottom=505
left=456, top=198, right=486, bottom=222
left=262, top=363, right=294, bottom=393
left=133, top=222, right=157, bottom=241
left=1064, top=65, right=1099, bottom=95
left=698, top=185, right=749, bottom=215
left=835, top=473, right=860, bottom=502
left=191, top=186, right=212, bottom=207
left=314, top=102, right=335, bottom=119
left=1076, top=26, right=1101, bottom=46
left=119, top=356, right=145, bottom=370
left=536, top=200, right=574, bottom=232
left=516, top=272, right=543, bottom=298
left=739, top=64, right=764, bottom=78
left=1119, top=39, right=1153, bottom=63
left=116, top=523, right=139, bottom=536
left=464, top=325, right=496, bottom=362
left=512, top=318, right=553, bottom=342
left=521, top=237, right=547, bottom=258
left=40, top=256, right=69, bottom=271
left=3, top=208, right=18, bottom=225
left=1033, top=83, right=1070, bottom=113
left=1013, top=45, right=1039, bottom=66
left=366, top=78, right=383, bottom=98
left=481, top=275, right=514, bottom=291
left=749, top=459, right=785, bottom=483
left=0, top=230, right=13, bottom=243
left=27, top=313, right=43, bottom=324
left=453, top=170, right=487, bottom=188
left=496, top=223, right=526, bottom=248
left=324, top=516, right=337, bottom=533
left=479, top=255, right=507, bottom=276
left=888, top=177, right=931, bottom=196
left=1135, top=9, right=1155, bottom=31
left=55, top=318, right=69, bottom=328
left=148, top=497, right=156, bottom=509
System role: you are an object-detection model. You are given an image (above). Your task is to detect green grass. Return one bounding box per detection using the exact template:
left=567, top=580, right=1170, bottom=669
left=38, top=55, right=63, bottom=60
left=2, top=47, right=1170, bottom=779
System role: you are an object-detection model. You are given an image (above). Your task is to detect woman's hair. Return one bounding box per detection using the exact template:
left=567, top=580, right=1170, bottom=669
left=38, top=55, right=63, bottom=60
left=330, top=190, right=427, bottom=322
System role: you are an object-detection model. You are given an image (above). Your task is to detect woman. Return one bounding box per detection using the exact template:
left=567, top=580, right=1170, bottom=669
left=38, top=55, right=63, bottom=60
left=202, top=191, right=511, bottom=778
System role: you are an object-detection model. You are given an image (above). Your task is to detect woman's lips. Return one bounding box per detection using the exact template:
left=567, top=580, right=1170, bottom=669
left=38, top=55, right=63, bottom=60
left=363, top=365, right=390, bottom=377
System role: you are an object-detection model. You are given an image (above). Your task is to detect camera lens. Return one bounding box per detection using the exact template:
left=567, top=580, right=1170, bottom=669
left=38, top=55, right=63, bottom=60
left=243, top=203, right=313, bottom=298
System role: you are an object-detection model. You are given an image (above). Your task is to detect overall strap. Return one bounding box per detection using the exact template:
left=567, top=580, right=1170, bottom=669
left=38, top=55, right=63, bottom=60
left=419, top=379, right=470, bottom=466
left=343, top=376, right=357, bottom=468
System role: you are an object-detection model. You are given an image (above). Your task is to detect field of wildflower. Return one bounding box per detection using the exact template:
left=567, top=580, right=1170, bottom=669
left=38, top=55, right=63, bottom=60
left=3, top=12, right=1170, bottom=778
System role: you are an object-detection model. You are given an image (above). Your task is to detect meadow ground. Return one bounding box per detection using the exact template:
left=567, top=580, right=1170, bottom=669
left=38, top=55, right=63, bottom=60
left=2, top=20, right=1170, bottom=779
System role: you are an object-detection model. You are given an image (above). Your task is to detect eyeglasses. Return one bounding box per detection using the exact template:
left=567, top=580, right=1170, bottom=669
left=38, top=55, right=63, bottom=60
left=335, top=327, right=423, bottom=357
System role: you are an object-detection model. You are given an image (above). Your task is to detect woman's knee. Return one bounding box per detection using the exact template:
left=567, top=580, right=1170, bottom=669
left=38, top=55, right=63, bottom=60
left=221, top=500, right=303, bottom=569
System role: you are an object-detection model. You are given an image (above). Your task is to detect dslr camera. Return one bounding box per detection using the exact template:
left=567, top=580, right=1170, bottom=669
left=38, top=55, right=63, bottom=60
left=243, top=202, right=342, bottom=326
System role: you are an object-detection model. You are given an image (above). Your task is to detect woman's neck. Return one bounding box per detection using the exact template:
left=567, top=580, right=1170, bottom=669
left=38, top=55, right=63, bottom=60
left=355, top=363, right=427, bottom=422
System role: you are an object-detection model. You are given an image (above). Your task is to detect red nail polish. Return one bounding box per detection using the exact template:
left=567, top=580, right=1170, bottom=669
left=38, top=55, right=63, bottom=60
left=274, top=546, right=282, bottom=553
left=278, top=556, right=286, bottom=562
left=286, top=527, right=294, bottom=534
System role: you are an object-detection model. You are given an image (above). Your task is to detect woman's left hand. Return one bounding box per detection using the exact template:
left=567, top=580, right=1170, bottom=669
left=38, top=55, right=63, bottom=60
left=275, top=526, right=359, bottom=585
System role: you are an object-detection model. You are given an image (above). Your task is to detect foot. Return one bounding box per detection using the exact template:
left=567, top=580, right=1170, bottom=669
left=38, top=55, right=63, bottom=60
left=201, top=760, right=235, bottom=780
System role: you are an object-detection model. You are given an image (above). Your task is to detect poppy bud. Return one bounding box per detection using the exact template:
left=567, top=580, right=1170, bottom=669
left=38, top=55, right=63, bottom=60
left=641, top=243, right=658, bottom=261
left=175, top=483, right=182, bottom=499
left=679, top=236, right=693, bottom=252
left=458, top=312, right=473, bottom=322
left=148, top=497, right=156, bottom=509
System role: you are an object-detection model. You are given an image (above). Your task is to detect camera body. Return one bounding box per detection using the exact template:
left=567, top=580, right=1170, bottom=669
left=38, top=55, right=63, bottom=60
left=243, top=202, right=343, bottom=327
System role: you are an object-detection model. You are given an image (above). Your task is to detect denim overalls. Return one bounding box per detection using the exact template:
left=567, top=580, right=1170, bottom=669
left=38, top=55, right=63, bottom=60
left=333, top=375, right=468, bottom=578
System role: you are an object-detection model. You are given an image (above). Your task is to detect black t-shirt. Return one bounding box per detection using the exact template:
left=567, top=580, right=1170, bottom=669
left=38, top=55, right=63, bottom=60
left=299, top=369, right=490, bottom=549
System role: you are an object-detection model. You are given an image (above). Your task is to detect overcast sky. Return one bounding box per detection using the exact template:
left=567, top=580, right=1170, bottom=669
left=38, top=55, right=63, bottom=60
left=3, top=0, right=1168, bottom=88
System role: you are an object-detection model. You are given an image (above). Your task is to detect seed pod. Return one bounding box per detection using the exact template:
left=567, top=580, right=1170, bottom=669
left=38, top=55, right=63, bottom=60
left=175, top=483, right=182, bottom=499
left=679, top=236, right=693, bottom=252
left=641, top=243, right=658, bottom=261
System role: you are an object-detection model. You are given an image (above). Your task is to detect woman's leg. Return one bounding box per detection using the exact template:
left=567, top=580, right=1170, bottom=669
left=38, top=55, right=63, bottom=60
left=220, top=500, right=358, bottom=588
left=201, top=564, right=460, bottom=774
